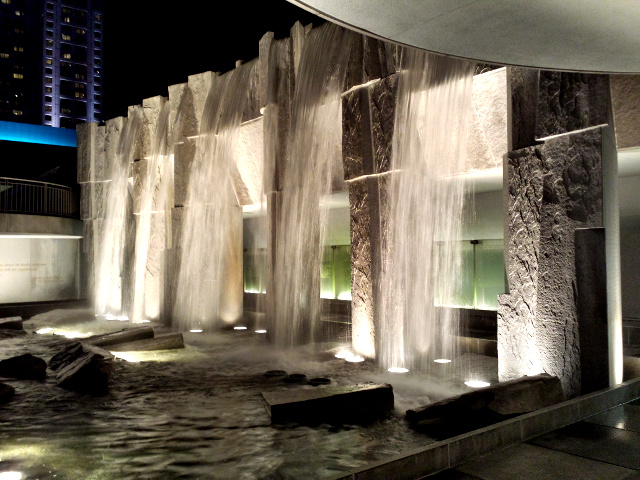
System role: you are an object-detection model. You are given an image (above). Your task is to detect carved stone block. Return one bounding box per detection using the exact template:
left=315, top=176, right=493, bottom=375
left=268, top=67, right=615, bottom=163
left=498, top=129, right=605, bottom=397
left=610, top=74, right=640, bottom=149
left=536, top=72, right=609, bottom=140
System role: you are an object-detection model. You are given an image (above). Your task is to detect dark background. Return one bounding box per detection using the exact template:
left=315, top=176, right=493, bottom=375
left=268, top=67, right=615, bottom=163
left=101, top=0, right=323, bottom=120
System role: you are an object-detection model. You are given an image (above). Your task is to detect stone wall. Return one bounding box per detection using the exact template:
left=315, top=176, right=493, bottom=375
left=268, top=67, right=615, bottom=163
left=498, top=72, right=612, bottom=397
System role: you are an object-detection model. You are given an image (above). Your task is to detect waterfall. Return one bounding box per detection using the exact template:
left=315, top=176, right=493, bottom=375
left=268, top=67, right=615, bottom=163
left=172, top=63, right=253, bottom=331
left=378, top=49, right=474, bottom=372
left=270, top=23, right=355, bottom=347
left=131, top=101, right=171, bottom=322
left=94, top=108, right=142, bottom=317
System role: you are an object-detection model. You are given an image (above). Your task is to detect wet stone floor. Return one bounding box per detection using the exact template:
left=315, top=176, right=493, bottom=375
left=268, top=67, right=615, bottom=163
left=0, top=309, right=494, bottom=480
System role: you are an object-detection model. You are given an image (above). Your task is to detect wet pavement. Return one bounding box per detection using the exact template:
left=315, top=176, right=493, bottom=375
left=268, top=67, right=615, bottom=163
left=430, top=399, right=640, bottom=480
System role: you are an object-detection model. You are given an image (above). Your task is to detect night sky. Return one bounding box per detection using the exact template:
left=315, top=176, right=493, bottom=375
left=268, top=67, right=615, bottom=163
left=101, top=0, right=324, bottom=120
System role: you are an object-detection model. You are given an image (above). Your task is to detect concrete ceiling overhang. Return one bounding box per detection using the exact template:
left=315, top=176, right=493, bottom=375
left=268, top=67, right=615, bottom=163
left=288, top=0, right=640, bottom=73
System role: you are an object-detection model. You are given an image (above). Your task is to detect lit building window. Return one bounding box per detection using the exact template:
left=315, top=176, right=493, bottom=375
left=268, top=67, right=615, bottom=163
left=13, top=109, right=22, bottom=115
left=46, top=40, right=53, bottom=46
left=2, top=0, right=12, bottom=4
left=45, top=77, right=52, bottom=83
left=13, top=73, right=23, bottom=79
left=63, top=16, right=71, bottom=23
left=0, top=53, right=9, bottom=59
left=45, top=105, right=52, bottom=112
left=46, top=58, right=53, bottom=64
left=75, top=92, right=85, bottom=99
left=14, top=28, right=23, bottom=34
left=14, top=10, right=22, bottom=16
left=45, top=87, right=52, bottom=93
left=76, top=28, right=86, bottom=35
left=61, top=107, right=71, bottom=114
left=75, top=73, right=85, bottom=80
left=62, top=34, right=71, bottom=41
left=95, top=13, right=101, bottom=20
left=14, top=46, right=24, bottom=52
left=74, top=82, right=85, bottom=89
left=63, top=53, right=71, bottom=59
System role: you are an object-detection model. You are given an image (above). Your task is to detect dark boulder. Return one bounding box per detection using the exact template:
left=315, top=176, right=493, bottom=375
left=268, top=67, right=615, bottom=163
left=0, top=353, right=47, bottom=380
left=0, top=316, right=23, bottom=330
left=49, top=342, right=114, bottom=395
left=0, top=382, right=15, bottom=404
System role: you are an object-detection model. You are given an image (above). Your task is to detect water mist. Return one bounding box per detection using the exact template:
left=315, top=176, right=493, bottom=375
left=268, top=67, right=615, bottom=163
left=378, top=49, right=474, bottom=372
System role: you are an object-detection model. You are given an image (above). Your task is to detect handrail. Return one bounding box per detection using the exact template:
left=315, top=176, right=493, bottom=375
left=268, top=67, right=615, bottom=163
left=0, top=176, right=72, bottom=190
left=0, top=177, right=75, bottom=218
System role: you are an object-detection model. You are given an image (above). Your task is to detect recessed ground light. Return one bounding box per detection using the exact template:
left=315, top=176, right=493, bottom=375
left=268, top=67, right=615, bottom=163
left=255, top=329, right=267, bottom=333
left=345, top=355, right=365, bottom=363
left=334, top=351, right=350, bottom=359
left=0, top=472, right=23, bottom=480
left=465, top=380, right=490, bottom=388
left=388, top=367, right=409, bottom=373
left=105, top=314, right=129, bottom=321
left=234, top=326, right=247, bottom=330
left=434, top=358, right=452, bottom=364
left=189, top=329, right=203, bottom=333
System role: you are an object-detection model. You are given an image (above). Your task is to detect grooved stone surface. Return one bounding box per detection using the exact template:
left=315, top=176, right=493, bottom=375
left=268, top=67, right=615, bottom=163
left=467, top=68, right=508, bottom=171
left=535, top=72, right=609, bottom=140
left=499, top=129, right=604, bottom=397
left=610, top=75, right=640, bottom=149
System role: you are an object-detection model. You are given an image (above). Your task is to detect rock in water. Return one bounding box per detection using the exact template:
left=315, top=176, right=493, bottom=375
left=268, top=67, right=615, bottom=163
left=262, top=383, right=394, bottom=424
left=49, top=342, right=114, bottom=395
left=0, top=353, right=47, bottom=380
left=0, top=382, right=15, bottom=404
left=0, top=316, right=23, bottom=330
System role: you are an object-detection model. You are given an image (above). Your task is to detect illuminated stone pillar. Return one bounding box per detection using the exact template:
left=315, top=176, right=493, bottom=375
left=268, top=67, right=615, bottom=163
left=342, top=74, right=398, bottom=359
left=499, top=71, right=612, bottom=397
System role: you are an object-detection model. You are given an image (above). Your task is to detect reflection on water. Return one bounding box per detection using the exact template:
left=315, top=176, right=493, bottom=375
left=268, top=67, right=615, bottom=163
left=0, top=312, right=466, bottom=479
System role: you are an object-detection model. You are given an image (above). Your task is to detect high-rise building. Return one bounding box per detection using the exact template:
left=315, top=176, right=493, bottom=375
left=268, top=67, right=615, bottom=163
left=0, top=0, right=103, bottom=128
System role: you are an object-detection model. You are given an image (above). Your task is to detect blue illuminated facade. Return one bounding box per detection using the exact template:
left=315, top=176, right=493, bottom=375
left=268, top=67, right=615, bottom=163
left=0, top=119, right=76, bottom=146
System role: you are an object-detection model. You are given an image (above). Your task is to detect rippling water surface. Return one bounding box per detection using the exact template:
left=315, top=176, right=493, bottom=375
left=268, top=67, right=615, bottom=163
left=0, top=310, right=473, bottom=479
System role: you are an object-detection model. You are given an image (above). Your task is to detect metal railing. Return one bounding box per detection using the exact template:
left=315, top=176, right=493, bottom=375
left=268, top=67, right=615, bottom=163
left=0, top=177, right=74, bottom=217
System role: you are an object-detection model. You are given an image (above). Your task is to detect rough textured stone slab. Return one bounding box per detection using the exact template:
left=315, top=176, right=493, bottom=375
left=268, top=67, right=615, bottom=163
left=536, top=72, right=609, bottom=140
left=407, top=374, right=565, bottom=425
left=610, top=74, right=640, bottom=149
left=342, top=74, right=398, bottom=181
left=575, top=228, right=609, bottom=394
left=49, top=342, right=114, bottom=395
left=262, top=383, right=393, bottom=424
left=142, top=96, right=167, bottom=160
left=76, top=122, right=97, bottom=183
left=0, top=353, right=47, bottom=380
left=234, top=117, right=264, bottom=206
left=499, top=129, right=604, bottom=397
left=0, top=316, right=23, bottom=330
left=508, top=67, right=539, bottom=150
left=187, top=71, right=217, bottom=135
left=83, top=326, right=154, bottom=348
left=108, top=333, right=184, bottom=352
left=467, top=68, right=508, bottom=171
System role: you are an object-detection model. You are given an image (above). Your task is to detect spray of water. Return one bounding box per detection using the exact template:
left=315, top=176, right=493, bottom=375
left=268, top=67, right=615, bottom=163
left=270, top=23, right=355, bottom=348
left=378, top=49, right=474, bottom=372
left=131, top=101, right=172, bottom=322
left=95, top=108, right=142, bottom=317
left=172, top=63, right=254, bottom=331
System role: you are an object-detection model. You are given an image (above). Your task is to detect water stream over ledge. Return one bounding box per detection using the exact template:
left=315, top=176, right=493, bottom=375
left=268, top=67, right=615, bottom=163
left=0, top=309, right=498, bottom=479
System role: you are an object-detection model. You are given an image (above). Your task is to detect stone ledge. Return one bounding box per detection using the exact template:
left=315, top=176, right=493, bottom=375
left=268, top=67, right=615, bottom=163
left=329, top=378, right=640, bottom=480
